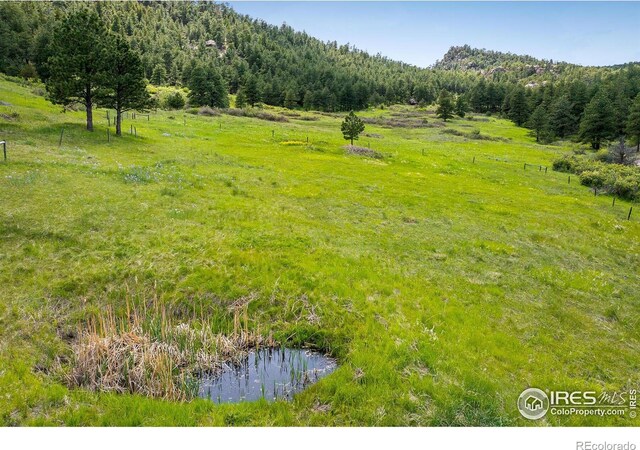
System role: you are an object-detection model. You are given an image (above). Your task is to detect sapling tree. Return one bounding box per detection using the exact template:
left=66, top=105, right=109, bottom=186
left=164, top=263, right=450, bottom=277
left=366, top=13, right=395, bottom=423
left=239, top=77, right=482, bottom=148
left=341, top=111, right=365, bottom=145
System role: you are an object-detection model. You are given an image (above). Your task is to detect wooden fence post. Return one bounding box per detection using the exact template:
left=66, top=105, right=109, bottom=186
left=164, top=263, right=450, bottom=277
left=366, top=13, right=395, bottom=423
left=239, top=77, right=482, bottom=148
left=58, top=128, right=64, bottom=147
left=1, top=141, right=6, bottom=161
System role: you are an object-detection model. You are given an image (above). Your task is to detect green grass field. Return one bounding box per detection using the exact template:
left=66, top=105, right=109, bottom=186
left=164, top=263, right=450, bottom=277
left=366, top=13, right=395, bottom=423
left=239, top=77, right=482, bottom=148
left=1, top=76, right=639, bottom=426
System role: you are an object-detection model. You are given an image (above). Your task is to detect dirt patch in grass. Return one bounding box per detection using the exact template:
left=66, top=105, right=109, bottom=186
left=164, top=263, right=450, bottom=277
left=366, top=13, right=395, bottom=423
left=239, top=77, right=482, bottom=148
left=197, top=106, right=220, bottom=117
left=362, top=116, right=442, bottom=129
left=441, top=128, right=508, bottom=142
left=223, top=108, right=289, bottom=122
left=344, top=145, right=383, bottom=159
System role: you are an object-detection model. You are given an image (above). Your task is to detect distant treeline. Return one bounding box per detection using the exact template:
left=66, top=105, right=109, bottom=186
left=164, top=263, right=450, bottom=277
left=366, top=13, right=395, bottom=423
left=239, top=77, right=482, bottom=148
left=1, top=0, right=639, bottom=148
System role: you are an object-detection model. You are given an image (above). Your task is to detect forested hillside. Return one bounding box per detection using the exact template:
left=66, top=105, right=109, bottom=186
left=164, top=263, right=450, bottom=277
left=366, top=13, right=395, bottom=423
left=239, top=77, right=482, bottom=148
left=1, top=0, right=640, bottom=151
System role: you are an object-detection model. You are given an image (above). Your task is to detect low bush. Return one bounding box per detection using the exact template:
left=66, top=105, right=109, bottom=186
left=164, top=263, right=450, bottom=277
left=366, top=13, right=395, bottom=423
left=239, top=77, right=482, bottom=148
left=164, top=91, right=186, bottom=110
left=553, top=154, right=640, bottom=200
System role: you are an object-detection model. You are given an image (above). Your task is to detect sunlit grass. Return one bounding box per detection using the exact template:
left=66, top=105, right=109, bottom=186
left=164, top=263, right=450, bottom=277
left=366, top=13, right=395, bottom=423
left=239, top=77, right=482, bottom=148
left=0, top=76, right=639, bottom=426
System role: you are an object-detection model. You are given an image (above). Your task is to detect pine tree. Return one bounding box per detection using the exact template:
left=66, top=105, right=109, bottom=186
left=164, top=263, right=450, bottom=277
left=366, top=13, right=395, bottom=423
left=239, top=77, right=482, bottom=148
left=303, top=90, right=315, bottom=111
left=244, top=75, right=260, bottom=107
left=455, top=95, right=467, bottom=118
left=151, top=63, right=167, bottom=85
left=470, top=79, right=487, bottom=113
left=435, top=89, right=455, bottom=121
left=528, top=104, right=550, bottom=143
left=100, top=33, right=150, bottom=136
left=341, top=111, right=365, bottom=145
left=283, top=89, right=299, bottom=109
left=612, top=88, right=630, bottom=136
left=626, top=93, right=640, bottom=152
left=579, top=90, right=616, bottom=150
left=187, top=62, right=229, bottom=108
left=549, top=94, right=576, bottom=138
left=235, top=88, right=247, bottom=108
left=46, top=8, right=110, bottom=131
left=0, top=3, right=31, bottom=77
left=507, top=86, right=529, bottom=126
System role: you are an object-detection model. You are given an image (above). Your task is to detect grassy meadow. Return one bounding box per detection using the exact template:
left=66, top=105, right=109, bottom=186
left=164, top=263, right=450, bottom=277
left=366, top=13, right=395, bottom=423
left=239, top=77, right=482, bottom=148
left=0, top=76, right=639, bottom=426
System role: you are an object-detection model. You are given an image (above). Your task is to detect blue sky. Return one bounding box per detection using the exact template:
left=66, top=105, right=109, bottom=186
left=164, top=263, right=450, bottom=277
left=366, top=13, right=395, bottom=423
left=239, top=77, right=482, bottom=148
left=229, top=1, right=640, bottom=67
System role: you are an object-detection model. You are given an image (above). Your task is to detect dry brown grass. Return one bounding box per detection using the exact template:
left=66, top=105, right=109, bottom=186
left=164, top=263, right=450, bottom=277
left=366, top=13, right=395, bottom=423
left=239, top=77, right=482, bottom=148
left=344, top=145, right=383, bottom=159
left=65, top=300, right=274, bottom=401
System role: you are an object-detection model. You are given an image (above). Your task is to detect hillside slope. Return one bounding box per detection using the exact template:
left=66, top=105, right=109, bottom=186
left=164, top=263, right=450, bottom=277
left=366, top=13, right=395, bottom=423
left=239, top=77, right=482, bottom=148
left=1, top=77, right=639, bottom=425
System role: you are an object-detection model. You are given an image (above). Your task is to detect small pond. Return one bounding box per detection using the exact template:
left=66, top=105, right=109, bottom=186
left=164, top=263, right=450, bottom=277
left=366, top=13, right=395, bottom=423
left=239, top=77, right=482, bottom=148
left=198, top=348, right=337, bottom=403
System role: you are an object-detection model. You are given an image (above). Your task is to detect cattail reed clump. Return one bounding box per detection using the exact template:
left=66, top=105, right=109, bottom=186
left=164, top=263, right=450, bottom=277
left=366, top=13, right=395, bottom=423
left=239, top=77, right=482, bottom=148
left=66, top=300, right=273, bottom=401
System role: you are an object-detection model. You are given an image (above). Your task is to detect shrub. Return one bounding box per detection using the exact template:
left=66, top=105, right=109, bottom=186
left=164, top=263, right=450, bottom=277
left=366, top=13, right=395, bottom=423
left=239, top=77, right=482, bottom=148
left=554, top=154, right=640, bottom=200
left=579, top=170, right=609, bottom=189
left=552, top=156, right=575, bottom=172
left=612, top=177, right=640, bottom=200
left=164, top=91, right=186, bottom=110
left=594, top=149, right=610, bottom=162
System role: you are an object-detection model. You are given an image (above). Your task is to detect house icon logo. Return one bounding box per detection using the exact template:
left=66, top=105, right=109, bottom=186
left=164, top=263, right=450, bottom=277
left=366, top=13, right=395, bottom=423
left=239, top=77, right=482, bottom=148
left=517, top=388, right=549, bottom=420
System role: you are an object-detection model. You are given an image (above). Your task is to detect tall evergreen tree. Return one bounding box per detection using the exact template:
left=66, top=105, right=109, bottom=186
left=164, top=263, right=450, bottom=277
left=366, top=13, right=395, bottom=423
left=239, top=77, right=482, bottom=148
left=235, top=88, right=247, bottom=108
left=46, top=8, right=110, bottom=131
left=627, top=93, right=640, bottom=152
left=470, top=79, right=488, bottom=113
left=612, top=88, right=630, bottom=136
left=0, top=3, right=31, bottom=77
left=187, top=62, right=229, bottom=108
left=528, top=104, right=550, bottom=143
left=244, top=75, right=260, bottom=107
left=435, top=89, right=455, bottom=121
left=150, top=63, right=167, bottom=85
left=100, top=33, right=150, bottom=136
left=506, top=86, right=529, bottom=126
left=455, top=95, right=467, bottom=118
left=579, top=90, right=616, bottom=150
left=549, top=94, right=576, bottom=138
left=283, top=89, right=299, bottom=109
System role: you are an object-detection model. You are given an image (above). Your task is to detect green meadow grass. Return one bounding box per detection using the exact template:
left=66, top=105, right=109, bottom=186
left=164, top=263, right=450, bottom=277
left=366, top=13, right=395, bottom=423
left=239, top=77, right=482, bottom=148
left=0, top=77, right=639, bottom=426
